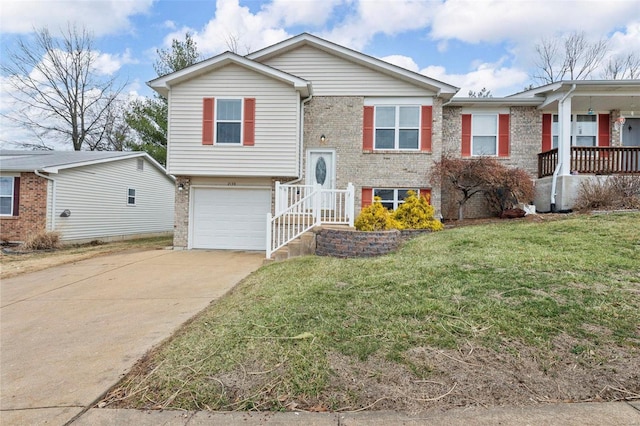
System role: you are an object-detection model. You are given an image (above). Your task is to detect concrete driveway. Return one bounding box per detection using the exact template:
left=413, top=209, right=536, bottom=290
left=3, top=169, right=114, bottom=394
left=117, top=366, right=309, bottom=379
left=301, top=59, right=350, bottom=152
left=0, top=249, right=264, bottom=425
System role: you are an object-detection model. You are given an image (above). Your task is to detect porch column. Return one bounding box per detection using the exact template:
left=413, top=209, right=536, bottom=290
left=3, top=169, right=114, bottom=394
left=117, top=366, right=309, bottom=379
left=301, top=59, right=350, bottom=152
left=558, top=96, right=572, bottom=176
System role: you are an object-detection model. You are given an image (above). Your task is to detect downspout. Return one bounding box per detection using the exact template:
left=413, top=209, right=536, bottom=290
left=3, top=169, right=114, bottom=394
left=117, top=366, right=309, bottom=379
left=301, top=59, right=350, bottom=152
left=287, top=92, right=313, bottom=185
left=34, top=169, right=56, bottom=231
left=550, top=83, right=576, bottom=212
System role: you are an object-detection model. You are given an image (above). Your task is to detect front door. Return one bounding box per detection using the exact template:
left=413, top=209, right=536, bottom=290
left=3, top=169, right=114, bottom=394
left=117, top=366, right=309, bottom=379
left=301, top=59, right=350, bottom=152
left=622, top=118, right=640, bottom=147
left=622, top=118, right=640, bottom=171
left=307, top=150, right=335, bottom=209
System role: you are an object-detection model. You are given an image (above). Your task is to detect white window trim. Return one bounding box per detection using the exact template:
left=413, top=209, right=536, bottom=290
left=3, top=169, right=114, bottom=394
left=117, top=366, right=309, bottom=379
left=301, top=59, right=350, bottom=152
left=551, top=113, right=598, bottom=148
left=127, top=188, right=136, bottom=206
left=0, top=176, right=15, bottom=216
left=373, top=105, right=421, bottom=151
left=215, top=98, right=244, bottom=145
left=470, top=114, right=499, bottom=157
left=365, top=97, right=433, bottom=106
left=373, top=188, right=421, bottom=210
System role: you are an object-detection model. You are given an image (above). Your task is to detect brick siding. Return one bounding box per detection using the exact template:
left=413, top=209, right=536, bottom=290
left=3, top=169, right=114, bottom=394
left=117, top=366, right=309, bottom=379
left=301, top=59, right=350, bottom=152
left=302, top=96, right=444, bottom=217
left=0, top=172, right=48, bottom=242
left=173, top=176, right=190, bottom=248
left=441, top=106, right=541, bottom=219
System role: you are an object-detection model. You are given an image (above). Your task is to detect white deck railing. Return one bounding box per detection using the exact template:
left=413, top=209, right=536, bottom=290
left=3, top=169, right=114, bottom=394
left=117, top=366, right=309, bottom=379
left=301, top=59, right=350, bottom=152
left=267, top=182, right=354, bottom=258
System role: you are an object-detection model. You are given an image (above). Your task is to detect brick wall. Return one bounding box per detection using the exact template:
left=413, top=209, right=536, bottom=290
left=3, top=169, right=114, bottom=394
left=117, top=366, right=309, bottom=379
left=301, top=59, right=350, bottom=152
left=0, top=172, right=48, bottom=242
left=303, top=96, right=443, bottom=216
left=173, top=176, right=190, bottom=248
left=441, top=106, right=540, bottom=219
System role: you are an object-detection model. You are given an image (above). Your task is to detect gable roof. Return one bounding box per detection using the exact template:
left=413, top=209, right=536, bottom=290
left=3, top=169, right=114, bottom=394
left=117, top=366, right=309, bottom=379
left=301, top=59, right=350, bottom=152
left=247, top=33, right=459, bottom=98
left=148, top=51, right=312, bottom=98
left=0, top=150, right=173, bottom=179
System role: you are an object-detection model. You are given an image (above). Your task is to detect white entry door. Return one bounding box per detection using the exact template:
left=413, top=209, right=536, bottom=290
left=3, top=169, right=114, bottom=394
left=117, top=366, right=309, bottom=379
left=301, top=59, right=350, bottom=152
left=307, top=150, right=335, bottom=209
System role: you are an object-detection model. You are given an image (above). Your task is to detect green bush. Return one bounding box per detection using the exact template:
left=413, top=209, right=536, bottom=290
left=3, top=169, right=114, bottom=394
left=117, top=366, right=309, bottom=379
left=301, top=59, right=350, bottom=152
left=354, top=197, right=401, bottom=231
left=393, top=191, right=444, bottom=231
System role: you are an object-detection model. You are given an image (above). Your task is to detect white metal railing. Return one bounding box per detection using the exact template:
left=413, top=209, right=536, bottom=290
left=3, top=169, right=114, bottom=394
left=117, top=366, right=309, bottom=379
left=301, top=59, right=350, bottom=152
left=267, top=182, right=354, bottom=258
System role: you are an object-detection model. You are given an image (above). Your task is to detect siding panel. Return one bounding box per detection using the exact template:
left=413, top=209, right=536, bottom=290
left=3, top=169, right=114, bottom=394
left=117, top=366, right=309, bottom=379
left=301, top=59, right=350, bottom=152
left=53, top=158, right=175, bottom=241
left=168, top=64, right=299, bottom=176
left=262, top=45, right=436, bottom=96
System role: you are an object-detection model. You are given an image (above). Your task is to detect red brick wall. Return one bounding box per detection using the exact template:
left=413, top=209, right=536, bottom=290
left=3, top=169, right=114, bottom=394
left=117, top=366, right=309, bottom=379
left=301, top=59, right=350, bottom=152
left=0, top=172, right=48, bottom=242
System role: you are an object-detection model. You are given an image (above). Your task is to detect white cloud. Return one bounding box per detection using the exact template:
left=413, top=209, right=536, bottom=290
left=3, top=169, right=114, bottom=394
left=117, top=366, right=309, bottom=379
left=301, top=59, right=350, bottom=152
left=94, top=49, right=138, bottom=76
left=429, top=0, right=640, bottom=45
left=0, top=0, right=154, bottom=36
left=162, top=0, right=292, bottom=56
left=380, top=55, right=419, bottom=72
left=421, top=60, right=529, bottom=97
left=322, top=0, right=434, bottom=50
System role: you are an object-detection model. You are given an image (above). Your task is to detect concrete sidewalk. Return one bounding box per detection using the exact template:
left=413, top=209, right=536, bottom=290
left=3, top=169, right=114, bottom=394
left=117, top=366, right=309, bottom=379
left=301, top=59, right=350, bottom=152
left=74, top=401, right=640, bottom=425
left=0, top=249, right=264, bottom=426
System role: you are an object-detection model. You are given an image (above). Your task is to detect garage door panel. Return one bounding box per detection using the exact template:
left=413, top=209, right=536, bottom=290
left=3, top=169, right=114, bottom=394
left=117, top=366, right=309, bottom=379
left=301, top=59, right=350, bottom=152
left=192, top=188, right=271, bottom=250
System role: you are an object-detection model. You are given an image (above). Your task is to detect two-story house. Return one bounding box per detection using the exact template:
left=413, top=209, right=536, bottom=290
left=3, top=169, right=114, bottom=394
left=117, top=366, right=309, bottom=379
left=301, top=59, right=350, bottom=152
left=149, top=33, right=640, bottom=255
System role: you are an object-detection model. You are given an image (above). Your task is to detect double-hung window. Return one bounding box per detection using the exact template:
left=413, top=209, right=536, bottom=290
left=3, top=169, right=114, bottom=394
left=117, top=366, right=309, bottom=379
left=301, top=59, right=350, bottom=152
left=216, top=99, right=242, bottom=144
left=127, top=188, right=136, bottom=206
left=472, top=115, right=498, bottom=156
left=551, top=114, right=597, bottom=148
left=0, top=177, right=14, bottom=216
left=375, top=106, right=420, bottom=150
left=374, top=188, right=419, bottom=210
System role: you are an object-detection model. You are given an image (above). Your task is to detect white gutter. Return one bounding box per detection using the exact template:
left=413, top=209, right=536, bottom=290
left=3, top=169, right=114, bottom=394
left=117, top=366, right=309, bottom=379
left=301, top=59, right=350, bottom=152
left=287, top=92, right=313, bottom=185
left=34, top=169, right=56, bottom=231
left=550, top=83, right=576, bottom=211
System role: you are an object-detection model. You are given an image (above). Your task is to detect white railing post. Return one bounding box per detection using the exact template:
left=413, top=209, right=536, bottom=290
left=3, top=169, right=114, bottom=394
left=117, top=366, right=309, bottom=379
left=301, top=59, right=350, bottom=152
left=313, top=184, right=322, bottom=226
left=266, top=212, right=272, bottom=259
left=347, top=182, right=355, bottom=227
left=274, top=181, right=281, bottom=214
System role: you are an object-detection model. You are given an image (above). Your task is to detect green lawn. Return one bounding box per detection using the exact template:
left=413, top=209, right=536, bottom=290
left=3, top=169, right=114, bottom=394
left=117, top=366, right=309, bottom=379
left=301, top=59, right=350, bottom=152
left=107, top=213, right=640, bottom=412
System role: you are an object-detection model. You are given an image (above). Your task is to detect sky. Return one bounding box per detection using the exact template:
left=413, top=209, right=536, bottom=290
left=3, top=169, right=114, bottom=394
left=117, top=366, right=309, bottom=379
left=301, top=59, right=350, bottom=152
left=1, top=0, right=640, bottom=147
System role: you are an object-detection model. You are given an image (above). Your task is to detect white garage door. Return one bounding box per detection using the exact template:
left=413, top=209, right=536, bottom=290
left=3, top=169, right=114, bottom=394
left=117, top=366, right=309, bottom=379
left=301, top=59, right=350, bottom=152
left=192, top=188, right=271, bottom=250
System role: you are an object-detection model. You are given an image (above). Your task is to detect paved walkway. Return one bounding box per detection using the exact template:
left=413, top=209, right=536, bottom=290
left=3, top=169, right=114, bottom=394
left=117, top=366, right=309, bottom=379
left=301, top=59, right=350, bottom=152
left=0, top=249, right=264, bottom=425
left=74, top=401, right=640, bottom=425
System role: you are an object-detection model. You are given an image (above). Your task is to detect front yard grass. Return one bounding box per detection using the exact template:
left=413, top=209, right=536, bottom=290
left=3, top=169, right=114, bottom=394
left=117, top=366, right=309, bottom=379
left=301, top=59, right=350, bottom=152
left=106, top=213, right=640, bottom=412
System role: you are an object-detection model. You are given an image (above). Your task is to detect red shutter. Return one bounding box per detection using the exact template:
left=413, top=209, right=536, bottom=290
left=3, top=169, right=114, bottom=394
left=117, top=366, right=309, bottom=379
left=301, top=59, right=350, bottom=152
left=363, top=106, right=374, bottom=150
left=243, top=98, right=256, bottom=146
left=419, top=188, right=432, bottom=204
left=598, top=114, right=610, bottom=147
left=461, top=114, right=472, bottom=157
left=542, top=114, right=552, bottom=152
left=498, top=114, right=510, bottom=157
left=13, top=177, right=20, bottom=216
left=361, top=187, right=373, bottom=208
left=202, top=97, right=214, bottom=145
left=420, top=106, right=432, bottom=152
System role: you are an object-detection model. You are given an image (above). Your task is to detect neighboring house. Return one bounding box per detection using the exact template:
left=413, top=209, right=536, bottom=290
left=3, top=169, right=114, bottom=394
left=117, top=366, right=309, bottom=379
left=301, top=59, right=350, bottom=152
left=148, top=33, right=640, bottom=254
left=0, top=150, right=175, bottom=243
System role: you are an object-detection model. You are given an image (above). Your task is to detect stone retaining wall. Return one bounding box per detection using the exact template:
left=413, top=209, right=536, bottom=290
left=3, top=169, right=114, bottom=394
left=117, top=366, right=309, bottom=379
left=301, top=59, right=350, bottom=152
left=316, top=228, right=433, bottom=258
left=316, top=228, right=400, bottom=258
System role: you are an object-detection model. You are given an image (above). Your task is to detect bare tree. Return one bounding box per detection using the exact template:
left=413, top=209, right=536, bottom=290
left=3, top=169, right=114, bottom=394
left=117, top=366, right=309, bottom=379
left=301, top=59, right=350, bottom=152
left=602, top=53, right=640, bottom=79
left=468, top=87, right=492, bottom=98
left=224, top=33, right=252, bottom=55
left=1, top=25, right=125, bottom=150
left=532, top=31, right=609, bottom=84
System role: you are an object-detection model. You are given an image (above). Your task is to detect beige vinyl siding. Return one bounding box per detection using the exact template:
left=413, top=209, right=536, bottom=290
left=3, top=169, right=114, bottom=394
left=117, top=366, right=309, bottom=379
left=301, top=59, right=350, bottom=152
left=262, top=45, right=435, bottom=96
left=53, top=158, right=174, bottom=241
left=168, top=64, right=300, bottom=177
